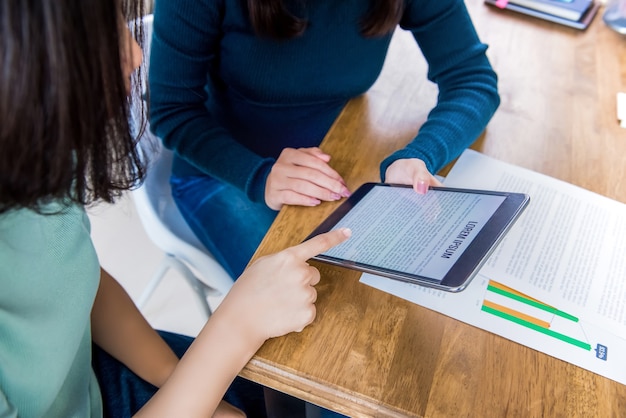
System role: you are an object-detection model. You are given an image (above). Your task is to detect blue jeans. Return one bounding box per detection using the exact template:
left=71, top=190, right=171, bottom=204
left=92, top=331, right=346, bottom=418
left=170, top=174, right=277, bottom=279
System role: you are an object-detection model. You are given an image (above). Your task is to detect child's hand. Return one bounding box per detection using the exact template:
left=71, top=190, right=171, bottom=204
left=217, top=228, right=352, bottom=344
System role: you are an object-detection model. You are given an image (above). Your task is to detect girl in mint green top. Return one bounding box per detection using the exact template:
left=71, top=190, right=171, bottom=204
left=0, top=204, right=102, bottom=417
left=0, top=1, right=350, bottom=417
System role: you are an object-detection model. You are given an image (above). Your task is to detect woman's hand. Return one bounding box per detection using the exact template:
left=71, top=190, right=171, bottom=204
left=384, top=158, right=442, bottom=194
left=265, top=147, right=351, bottom=210
left=215, top=228, right=352, bottom=344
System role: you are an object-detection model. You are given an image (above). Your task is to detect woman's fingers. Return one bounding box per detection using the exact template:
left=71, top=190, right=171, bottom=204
left=384, top=158, right=441, bottom=194
left=265, top=148, right=351, bottom=210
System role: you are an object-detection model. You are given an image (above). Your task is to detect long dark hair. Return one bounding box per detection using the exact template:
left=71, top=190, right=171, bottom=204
left=247, top=0, right=404, bottom=38
left=0, top=0, right=146, bottom=214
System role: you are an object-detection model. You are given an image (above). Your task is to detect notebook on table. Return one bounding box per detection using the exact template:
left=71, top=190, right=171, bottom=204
left=485, top=0, right=600, bottom=30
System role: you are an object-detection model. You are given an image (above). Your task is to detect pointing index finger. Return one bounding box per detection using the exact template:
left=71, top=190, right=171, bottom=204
left=291, top=228, right=352, bottom=261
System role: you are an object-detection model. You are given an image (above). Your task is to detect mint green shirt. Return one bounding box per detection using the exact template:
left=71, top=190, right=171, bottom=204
left=0, top=202, right=103, bottom=417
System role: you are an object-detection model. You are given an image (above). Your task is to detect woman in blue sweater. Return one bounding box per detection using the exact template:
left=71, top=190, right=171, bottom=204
left=149, top=0, right=500, bottom=278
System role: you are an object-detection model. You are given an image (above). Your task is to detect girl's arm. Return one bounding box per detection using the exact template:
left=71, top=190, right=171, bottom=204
left=92, top=229, right=350, bottom=417
left=134, top=228, right=350, bottom=417
left=91, top=268, right=179, bottom=387
left=91, top=272, right=245, bottom=416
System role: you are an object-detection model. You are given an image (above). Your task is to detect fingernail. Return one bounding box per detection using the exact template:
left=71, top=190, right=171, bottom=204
left=341, top=187, right=351, bottom=197
left=331, top=193, right=342, bottom=200
left=341, top=228, right=352, bottom=237
left=416, top=180, right=428, bottom=195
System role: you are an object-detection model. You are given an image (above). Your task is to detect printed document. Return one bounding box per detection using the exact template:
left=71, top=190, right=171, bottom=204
left=361, top=149, right=626, bottom=385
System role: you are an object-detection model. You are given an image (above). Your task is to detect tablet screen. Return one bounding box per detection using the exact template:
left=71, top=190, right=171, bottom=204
left=306, top=183, right=529, bottom=292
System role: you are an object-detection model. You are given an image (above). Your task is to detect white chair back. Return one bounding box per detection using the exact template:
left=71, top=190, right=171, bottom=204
left=130, top=14, right=233, bottom=316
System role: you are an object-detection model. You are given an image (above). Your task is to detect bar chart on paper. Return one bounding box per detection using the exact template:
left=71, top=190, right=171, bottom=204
left=360, top=272, right=624, bottom=384
left=481, top=280, right=592, bottom=351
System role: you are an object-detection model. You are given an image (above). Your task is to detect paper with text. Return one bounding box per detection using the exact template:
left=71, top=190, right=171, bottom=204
left=361, top=149, right=626, bottom=385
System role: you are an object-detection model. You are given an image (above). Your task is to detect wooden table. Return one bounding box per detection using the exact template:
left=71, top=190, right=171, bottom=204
left=241, top=2, right=626, bottom=416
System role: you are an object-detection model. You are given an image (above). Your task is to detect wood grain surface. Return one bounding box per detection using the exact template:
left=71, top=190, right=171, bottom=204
left=240, top=2, right=626, bottom=416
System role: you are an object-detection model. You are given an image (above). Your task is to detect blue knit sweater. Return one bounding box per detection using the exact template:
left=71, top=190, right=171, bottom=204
left=149, top=0, right=499, bottom=204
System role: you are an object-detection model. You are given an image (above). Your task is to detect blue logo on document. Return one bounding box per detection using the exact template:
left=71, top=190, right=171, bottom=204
left=595, top=344, right=608, bottom=361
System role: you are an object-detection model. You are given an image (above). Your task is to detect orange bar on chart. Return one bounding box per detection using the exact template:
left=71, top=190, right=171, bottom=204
left=483, top=299, right=550, bottom=328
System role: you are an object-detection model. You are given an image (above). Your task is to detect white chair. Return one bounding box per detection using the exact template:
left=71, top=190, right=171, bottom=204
left=130, top=14, right=234, bottom=318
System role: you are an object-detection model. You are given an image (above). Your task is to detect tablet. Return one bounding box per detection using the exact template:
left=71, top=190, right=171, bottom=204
left=305, top=183, right=530, bottom=292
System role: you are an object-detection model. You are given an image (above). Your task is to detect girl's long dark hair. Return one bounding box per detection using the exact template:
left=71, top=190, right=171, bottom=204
left=0, top=0, right=146, bottom=214
left=247, top=0, right=404, bottom=38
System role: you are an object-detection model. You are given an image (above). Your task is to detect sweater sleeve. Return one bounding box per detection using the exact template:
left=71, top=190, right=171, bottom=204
left=148, top=0, right=273, bottom=202
left=380, top=0, right=500, bottom=180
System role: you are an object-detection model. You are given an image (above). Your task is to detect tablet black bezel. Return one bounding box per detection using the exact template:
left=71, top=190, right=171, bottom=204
left=305, top=183, right=529, bottom=292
